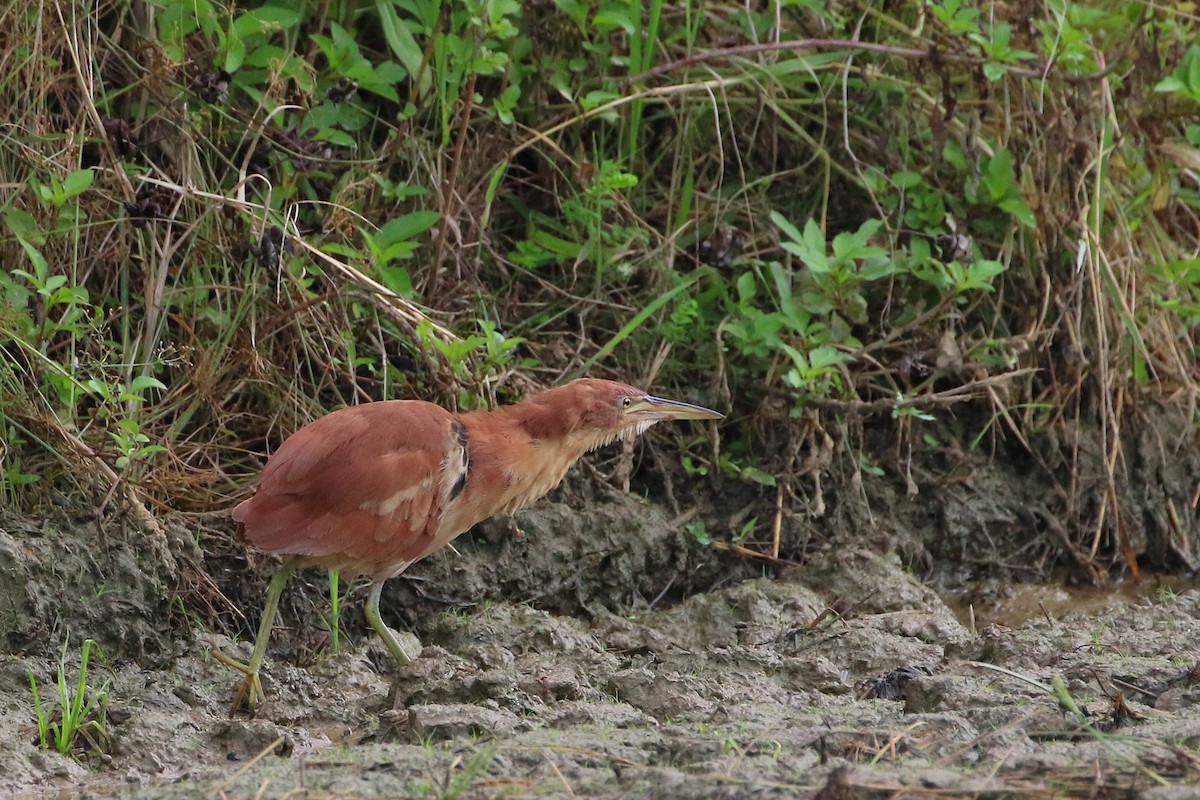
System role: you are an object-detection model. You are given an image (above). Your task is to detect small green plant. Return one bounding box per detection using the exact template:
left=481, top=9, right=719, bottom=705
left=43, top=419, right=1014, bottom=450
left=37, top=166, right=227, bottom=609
left=416, top=318, right=527, bottom=387
left=80, top=376, right=169, bottom=470
left=928, top=0, right=982, bottom=36
left=511, top=160, right=646, bottom=277
left=904, top=237, right=1007, bottom=296
left=4, top=208, right=93, bottom=350
left=734, top=517, right=757, bottom=545
left=929, top=2, right=1036, bottom=80
left=974, top=148, right=1036, bottom=229
left=892, top=400, right=937, bottom=422
left=685, top=521, right=710, bottom=546
left=1156, top=44, right=1200, bottom=104
left=323, top=569, right=350, bottom=653
left=1, top=422, right=40, bottom=492
left=30, top=168, right=94, bottom=209
left=437, top=744, right=495, bottom=800
left=721, top=213, right=897, bottom=407
left=29, top=638, right=113, bottom=758
left=971, top=22, right=1037, bottom=80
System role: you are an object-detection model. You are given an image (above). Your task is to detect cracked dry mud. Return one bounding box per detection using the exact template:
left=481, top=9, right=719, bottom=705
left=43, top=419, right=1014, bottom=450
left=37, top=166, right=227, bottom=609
left=1, top=497, right=1199, bottom=799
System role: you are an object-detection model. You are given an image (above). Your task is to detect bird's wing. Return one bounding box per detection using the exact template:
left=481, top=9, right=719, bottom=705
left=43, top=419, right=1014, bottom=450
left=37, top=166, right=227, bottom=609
left=233, top=400, right=468, bottom=572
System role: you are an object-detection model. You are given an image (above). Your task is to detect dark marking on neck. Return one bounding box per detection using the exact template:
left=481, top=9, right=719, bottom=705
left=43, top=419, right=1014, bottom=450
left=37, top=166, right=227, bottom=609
left=449, top=421, right=469, bottom=500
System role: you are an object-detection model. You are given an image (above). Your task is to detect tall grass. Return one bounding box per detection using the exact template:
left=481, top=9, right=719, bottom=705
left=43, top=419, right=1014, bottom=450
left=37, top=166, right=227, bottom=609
left=0, top=0, right=1197, bottom=579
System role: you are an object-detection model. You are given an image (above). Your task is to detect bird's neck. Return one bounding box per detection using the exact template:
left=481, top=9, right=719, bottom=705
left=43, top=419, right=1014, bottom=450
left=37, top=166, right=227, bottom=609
left=454, top=399, right=599, bottom=520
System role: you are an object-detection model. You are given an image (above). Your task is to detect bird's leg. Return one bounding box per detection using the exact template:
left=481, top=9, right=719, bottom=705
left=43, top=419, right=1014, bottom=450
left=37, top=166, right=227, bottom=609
left=364, top=581, right=413, bottom=670
left=364, top=581, right=420, bottom=709
left=212, top=560, right=296, bottom=715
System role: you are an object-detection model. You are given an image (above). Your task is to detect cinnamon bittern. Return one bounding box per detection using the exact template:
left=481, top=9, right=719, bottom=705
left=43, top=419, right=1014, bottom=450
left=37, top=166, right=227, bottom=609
left=219, top=378, right=722, bottom=712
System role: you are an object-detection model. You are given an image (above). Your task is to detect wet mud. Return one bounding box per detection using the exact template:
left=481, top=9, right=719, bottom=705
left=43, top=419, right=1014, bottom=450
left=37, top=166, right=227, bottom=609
left=2, top=494, right=1198, bottom=799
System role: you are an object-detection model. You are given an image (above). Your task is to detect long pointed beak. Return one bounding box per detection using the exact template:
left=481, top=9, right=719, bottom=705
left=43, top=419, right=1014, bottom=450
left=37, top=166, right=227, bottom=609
left=632, top=395, right=724, bottom=421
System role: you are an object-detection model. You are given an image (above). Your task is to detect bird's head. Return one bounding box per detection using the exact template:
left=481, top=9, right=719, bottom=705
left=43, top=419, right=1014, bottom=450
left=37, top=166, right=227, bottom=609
left=516, top=378, right=723, bottom=450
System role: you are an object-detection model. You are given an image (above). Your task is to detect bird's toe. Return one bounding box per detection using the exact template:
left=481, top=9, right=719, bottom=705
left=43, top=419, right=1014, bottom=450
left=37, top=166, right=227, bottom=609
left=228, top=672, right=264, bottom=717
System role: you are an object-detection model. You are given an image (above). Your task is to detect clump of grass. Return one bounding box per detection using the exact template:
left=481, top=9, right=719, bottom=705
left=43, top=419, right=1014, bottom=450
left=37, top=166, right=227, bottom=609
left=29, top=638, right=114, bottom=759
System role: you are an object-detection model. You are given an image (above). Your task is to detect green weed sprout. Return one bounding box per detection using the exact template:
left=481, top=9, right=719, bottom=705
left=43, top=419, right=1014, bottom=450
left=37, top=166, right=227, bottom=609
left=29, top=638, right=113, bottom=758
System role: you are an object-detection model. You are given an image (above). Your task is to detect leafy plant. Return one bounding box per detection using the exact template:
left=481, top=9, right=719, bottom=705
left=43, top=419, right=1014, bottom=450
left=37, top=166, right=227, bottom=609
left=903, top=238, right=1006, bottom=296
left=975, top=148, right=1036, bottom=229
left=970, top=22, right=1037, bottom=81
left=29, top=638, right=113, bottom=758
left=512, top=160, right=646, bottom=278
left=81, top=376, right=169, bottom=470
left=928, top=0, right=982, bottom=36
left=1155, top=44, right=1200, bottom=104
left=417, top=319, right=528, bottom=389
left=720, top=214, right=897, bottom=406
left=4, top=208, right=92, bottom=349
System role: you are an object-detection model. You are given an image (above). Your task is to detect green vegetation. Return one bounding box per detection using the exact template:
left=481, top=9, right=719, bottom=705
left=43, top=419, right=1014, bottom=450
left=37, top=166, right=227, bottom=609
left=1, top=0, right=1198, bottom=578
left=28, top=638, right=113, bottom=759
left=324, top=568, right=349, bottom=652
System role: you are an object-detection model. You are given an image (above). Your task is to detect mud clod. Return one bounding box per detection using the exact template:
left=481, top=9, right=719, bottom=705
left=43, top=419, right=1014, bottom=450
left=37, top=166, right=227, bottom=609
left=406, top=703, right=526, bottom=739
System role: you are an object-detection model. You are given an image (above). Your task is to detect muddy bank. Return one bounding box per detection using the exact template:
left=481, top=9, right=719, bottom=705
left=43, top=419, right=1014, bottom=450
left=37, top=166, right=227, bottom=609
left=1, top=501, right=1197, bottom=798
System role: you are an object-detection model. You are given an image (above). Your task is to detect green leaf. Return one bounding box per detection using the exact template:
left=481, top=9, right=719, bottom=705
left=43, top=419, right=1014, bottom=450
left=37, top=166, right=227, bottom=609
left=984, top=149, right=1015, bottom=201
left=809, top=345, right=847, bottom=369
left=999, top=197, right=1036, bottom=227
left=768, top=210, right=805, bottom=245
left=580, top=89, right=620, bottom=111
left=373, top=60, right=408, bottom=87
left=685, top=521, right=711, bottom=546
left=375, top=0, right=424, bottom=80
left=767, top=261, right=793, bottom=304
left=858, top=259, right=894, bottom=281
left=84, top=379, right=110, bottom=398
left=593, top=4, right=635, bottom=34
left=224, top=36, right=246, bottom=73
left=378, top=210, right=441, bottom=244
left=739, top=466, right=776, bottom=487
left=314, top=128, right=357, bottom=148
left=232, top=5, right=301, bottom=39
left=244, top=43, right=286, bottom=68
left=348, top=71, right=400, bottom=102
left=801, top=219, right=829, bottom=272
left=832, top=229, right=885, bottom=262
left=5, top=209, right=49, bottom=278
left=736, top=272, right=757, bottom=304
left=61, top=169, right=94, bottom=199
left=4, top=207, right=44, bottom=243
left=379, top=265, right=413, bottom=296
left=128, top=375, right=167, bottom=393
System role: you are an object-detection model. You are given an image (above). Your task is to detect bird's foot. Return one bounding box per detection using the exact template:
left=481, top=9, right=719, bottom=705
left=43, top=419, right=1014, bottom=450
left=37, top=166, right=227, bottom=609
left=229, top=670, right=264, bottom=716
left=209, top=645, right=265, bottom=716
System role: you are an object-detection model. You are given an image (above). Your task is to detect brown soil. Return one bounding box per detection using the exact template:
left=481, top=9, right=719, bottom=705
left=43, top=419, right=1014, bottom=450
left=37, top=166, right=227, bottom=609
left=2, top=488, right=1199, bottom=799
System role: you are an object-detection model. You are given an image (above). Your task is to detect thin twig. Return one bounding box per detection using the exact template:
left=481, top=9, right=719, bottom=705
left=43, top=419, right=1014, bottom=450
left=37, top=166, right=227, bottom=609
left=631, top=38, right=1124, bottom=84
left=807, top=368, right=1039, bottom=414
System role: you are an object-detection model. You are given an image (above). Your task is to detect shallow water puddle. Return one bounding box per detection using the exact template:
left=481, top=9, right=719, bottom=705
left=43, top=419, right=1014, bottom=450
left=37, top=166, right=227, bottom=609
left=940, top=573, right=1199, bottom=629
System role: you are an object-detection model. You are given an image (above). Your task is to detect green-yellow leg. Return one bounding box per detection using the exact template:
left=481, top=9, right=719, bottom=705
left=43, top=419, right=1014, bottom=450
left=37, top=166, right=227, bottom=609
left=364, top=581, right=413, bottom=671
left=211, top=560, right=297, bottom=715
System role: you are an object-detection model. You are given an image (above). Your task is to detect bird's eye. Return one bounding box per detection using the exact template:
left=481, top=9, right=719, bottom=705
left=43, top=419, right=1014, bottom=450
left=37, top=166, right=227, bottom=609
left=621, top=396, right=634, bottom=409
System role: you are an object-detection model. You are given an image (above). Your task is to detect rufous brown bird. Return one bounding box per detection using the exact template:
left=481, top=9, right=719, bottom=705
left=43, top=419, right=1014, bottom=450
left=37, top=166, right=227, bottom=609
left=217, top=378, right=722, bottom=711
